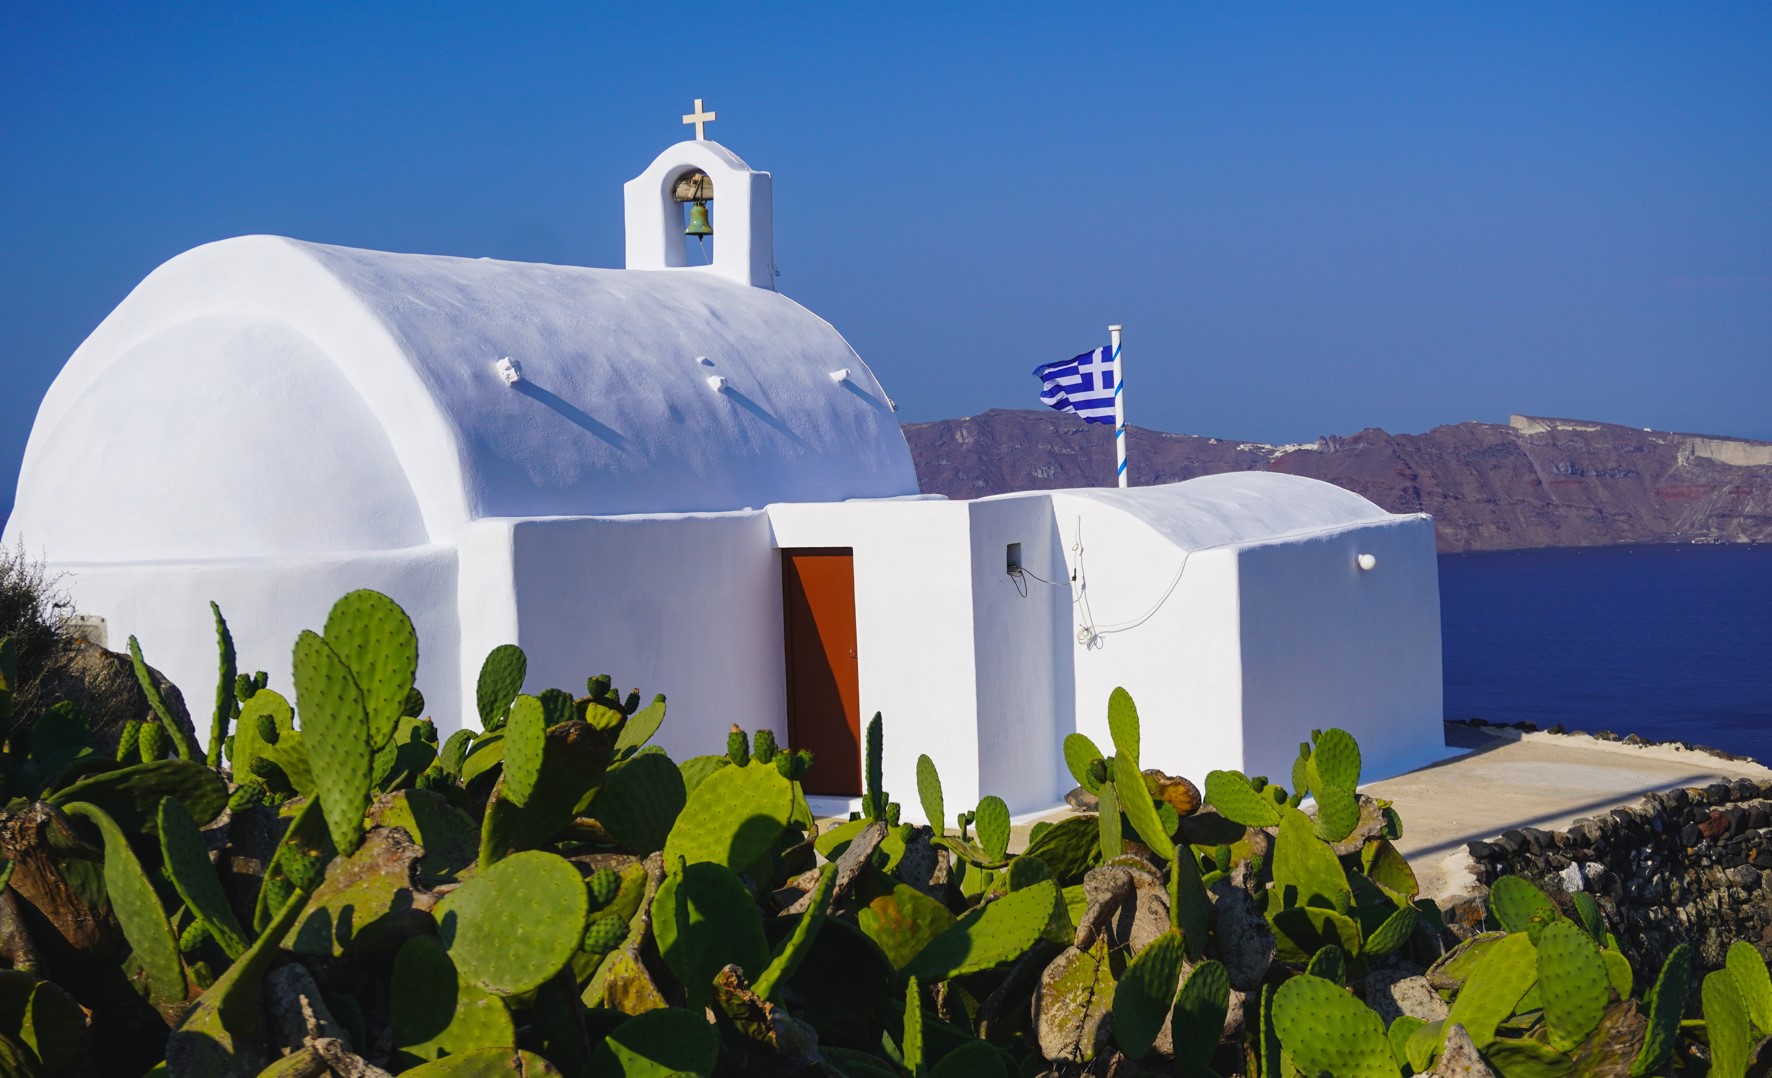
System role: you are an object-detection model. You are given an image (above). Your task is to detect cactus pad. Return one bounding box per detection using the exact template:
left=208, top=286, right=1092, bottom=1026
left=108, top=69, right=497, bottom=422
left=905, top=879, right=1059, bottom=982
left=322, top=589, right=418, bottom=751
left=1632, top=943, right=1692, bottom=1077
left=158, top=797, right=251, bottom=960
left=663, top=755, right=792, bottom=868
left=1726, top=939, right=1772, bottom=1034
left=1311, top=786, right=1362, bottom=843
left=1204, top=769, right=1282, bottom=827
left=652, top=860, right=768, bottom=1009
left=1310, top=728, right=1362, bottom=789
left=582, top=914, right=626, bottom=953
left=47, top=758, right=229, bottom=832
left=1537, top=920, right=1610, bottom=1052
left=1705, top=968, right=1752, bottom=1078
left=588, top=867, right=621, bottom=908
left=1488, top=875, right=1558, bottom=935
left=1442, top=929, right=1539, bottom=1050
left=916, top=753, right=945, bottom=833
left=1022, top=814, right=1100, bottom=883
left=500, top=694, right=546, bottom=808
left=1106, top=687, right=1141, bottom=764
left=857, top=874, right=958, bottom=971
left=61, top=801, right=186, bottom=1009
left=127, top=634, right=196, bottom=760
left=1113, top=930, right=1186, bottom=1059
left=475, top=644, right=527, bottom=730
left=207, top=601, right=237, bottom=770
left=1272, top=973, right=1399, bottom=1078
left=292, top=629, right=372, bottom=855
left=613, top=694, right=666, bottom=758
left=975, top=795, right=1011, bottom=861
left=595, top=750, right=686, bottom=855
left=1172, top=960, right=1230, bottom=1076
left=1113, top=752, right=1176, bottom=861
left=435, top=849, right=588, bottom=996
left=389, top=934, right=515, bottom=1068
left=1063, top=733, right=1106, bottom=795
left=588, top=1008, right=719, bottom=1078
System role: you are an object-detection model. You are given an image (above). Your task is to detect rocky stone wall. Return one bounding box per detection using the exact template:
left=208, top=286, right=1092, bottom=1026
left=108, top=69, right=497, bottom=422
left=1464, top=774, right=1772, bottom=980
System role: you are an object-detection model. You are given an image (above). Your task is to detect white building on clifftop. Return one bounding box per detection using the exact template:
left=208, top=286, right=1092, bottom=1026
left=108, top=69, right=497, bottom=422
left=3, top=118, right=1445, bottom=815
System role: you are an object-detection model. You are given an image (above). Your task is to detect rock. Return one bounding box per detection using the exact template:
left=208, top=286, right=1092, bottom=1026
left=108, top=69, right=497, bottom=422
left=1063, top=785, right=1099, bottom=812
left=1206, top=876, right=1275, bottom=990
left=1034, top=944, right=1115, bottom=1064
left=1560, top=862, right=1585, bottom=892
left=1433, top=1022, right=1498, bottom=1077
left=1364, top=968, right=1449, bottom=1027
left=25, top=637, right=199, bottom=758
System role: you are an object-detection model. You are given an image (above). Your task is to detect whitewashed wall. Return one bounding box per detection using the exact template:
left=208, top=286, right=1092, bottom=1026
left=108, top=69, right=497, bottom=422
left=48, top=549, right=461, bottom=742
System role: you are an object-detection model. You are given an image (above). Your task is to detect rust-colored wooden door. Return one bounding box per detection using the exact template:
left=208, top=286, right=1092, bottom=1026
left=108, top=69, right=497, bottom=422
left=781, top=548, right=862, bottom=795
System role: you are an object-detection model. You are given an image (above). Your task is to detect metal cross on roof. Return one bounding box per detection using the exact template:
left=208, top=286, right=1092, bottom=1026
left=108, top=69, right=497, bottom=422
left=681, top=99, right=717, bottom=140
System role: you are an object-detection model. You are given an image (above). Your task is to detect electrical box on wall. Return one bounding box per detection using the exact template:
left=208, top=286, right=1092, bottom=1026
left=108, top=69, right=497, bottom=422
left=1006, top=542, right=1022, bottom=575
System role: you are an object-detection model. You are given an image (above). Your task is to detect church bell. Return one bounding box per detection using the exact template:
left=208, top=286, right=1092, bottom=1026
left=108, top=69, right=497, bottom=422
left=685, top=201, right=713, bottom=238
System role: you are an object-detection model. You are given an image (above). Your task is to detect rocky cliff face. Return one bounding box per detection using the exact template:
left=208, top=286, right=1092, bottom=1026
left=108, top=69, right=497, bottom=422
left=903, top=410, right=1772, bottom=552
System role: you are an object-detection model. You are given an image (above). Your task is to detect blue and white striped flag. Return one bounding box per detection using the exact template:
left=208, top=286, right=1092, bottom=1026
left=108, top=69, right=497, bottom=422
left=1032, top=346, right=1117, bottom=424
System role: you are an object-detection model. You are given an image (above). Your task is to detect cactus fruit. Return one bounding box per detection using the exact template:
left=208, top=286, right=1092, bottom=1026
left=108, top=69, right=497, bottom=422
left=595, top=751, right=687, bottom=855
left=664, top=754, right=792, bottom=869
left=1272, top=973, right=1400, bottom=1078
left=917, top=754, right=944, bottom=835
left=127, top=635, right=196, bottom=760
left=1063, top=733, right=1107, bottom=795
left=158, top=797, right=251, bottom=959
left=652, top=860, right=769, bottom=1009
left=500, top=695, right=546, bottom=808
left=726, top=724, right=751, bottom=766
left=1537, top=920, right=1611, bottom=1052
left=389, top=935, right=516, bottom=1069
left=1204, top=769, right=1282, bottom=828
left=885, top=801, right=902, bottom=827
left=588, top=867, right=621, bottom=909
left=207, top=601, right=237, bottom=770
left=587, top=674, right=613, bottom=699
left=60, top=801, right=186, bottom=1008
left=291, top=629, right=373, bottom=855
left=975, top=796, right=1011, bottom=861
left=905, top=879, right=1060, bottom=982
left=435, top=849, right=588, bottom=996
left=475, top=644, right=527, bottom=730
left=775, top=749, right=814, bottom=781
left=1489, top=875, right=1559, bottom=936
left=1172, top=960, right=1230, bottom=1077
left=116, top=719, right=141, bottom=762
left=1633, top=943, right=1692, bottom=1076
left=582, top=914, right=626, bottom=953
left=139, top=721, right=167, bottom=762
left=752, top=728, right=778, bottom=764
left=1113, top=930, right=1186, bottom=1059
left=228, top=779, right=267, bottom=811
left=1705, top=968, right=1752, bottom=1078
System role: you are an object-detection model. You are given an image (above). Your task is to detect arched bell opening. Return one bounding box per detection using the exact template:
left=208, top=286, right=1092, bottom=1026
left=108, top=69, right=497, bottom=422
left=672, top=168, right=715, bottom=264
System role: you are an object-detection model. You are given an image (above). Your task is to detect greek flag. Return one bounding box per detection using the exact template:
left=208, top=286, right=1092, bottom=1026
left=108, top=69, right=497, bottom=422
left=1032, top=346, right=1116, bottom=424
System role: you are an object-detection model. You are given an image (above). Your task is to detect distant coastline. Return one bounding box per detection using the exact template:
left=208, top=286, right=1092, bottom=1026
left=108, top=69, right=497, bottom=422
left=905, top=410, right=1772, bottom=553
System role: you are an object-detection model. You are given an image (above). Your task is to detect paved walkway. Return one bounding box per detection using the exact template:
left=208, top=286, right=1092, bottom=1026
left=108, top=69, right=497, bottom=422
left=1368, top=724, right=1772, bottom=903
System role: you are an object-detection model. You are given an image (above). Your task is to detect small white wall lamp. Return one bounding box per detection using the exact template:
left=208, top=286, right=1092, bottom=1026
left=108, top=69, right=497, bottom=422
left=1357, top=553, right=1378, bottom=571
left=495, top=357, right=523, bottom=386
left=829, top=368, right=852, bottom=383
left=706, top=374, right=729, bottom=393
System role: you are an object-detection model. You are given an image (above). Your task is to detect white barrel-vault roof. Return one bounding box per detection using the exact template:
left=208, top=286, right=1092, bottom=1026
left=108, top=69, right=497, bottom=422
left=5, top=235, right=916, bottom=561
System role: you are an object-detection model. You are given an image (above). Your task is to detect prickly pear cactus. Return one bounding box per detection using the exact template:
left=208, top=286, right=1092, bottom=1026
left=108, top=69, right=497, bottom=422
left=207, top=601, right=237, bottom=770
left=500, top=694, right=546, bottom=807
left=917, top=753, right=945, bottom=834
left=434, top=849, right=588, bottom=996
left=475, top=644, right=527, bottom=731
left=1113, top=751, right=1175, bottom=860
left=905, top=879, right=1059, bottom=982
left=975, top=795, right=1010, bottom=861
left=1113, top=930, right=1186, bottom=1059
left=1106, top=687, right=1140, bottom=763
left=1062, top=732, right=1106, bottom=795
left=663, top=755, right=792, bottom=869
left=1489, top=875, right=1559, bottom=937
left=1442, top=929, right=1539, bottom=1052
left=1171, top=960, right=1230, bottom=1076
left=596, top=750, right=687, bottom=855
left=127, top=634, right=196, bottom=760
left=1633, top=943, right=1692, bottom=1077
left=158, top=796, right=251, bottom=959
left=582, top=914, right=626, bottom=953
left=1272, top=973, right=1400, bottom=1078
left=389, top=934, right=515, bottom=1068
left=588, top=867, right=621, bottom=909
left=60, top=801, right=186, bottom=1011
left=322, top=589, right=419, bottom=751
left=1537, top=920, right=1610, bottom=1051
left=291, top=629, right=372, bottom=855
left=652, top=859, right=768, bottom=1009
left=1204, top=769, right=1281, bottom=827
left=1705, top=968, right=1752, bottom=1078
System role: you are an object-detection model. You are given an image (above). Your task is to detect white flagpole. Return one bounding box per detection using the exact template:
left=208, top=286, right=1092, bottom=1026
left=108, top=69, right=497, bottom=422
left=1109, top=324, right=1127, bottom=487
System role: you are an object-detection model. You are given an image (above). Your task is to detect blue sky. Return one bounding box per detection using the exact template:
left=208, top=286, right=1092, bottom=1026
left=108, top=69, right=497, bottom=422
left=3, top=3, right=1769, bottom=510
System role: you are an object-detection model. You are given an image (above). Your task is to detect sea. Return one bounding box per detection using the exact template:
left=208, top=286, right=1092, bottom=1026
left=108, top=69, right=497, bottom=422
left=1438, top=544, right=1772, bottom=762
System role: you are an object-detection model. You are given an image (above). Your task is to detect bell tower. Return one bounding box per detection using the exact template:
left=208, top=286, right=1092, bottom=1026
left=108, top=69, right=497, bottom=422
left=624, top=100, right=775, bottom=289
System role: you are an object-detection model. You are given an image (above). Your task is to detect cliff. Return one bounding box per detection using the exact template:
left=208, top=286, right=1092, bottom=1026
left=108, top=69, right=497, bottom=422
left=904, top=410, right=1772, bottom=552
